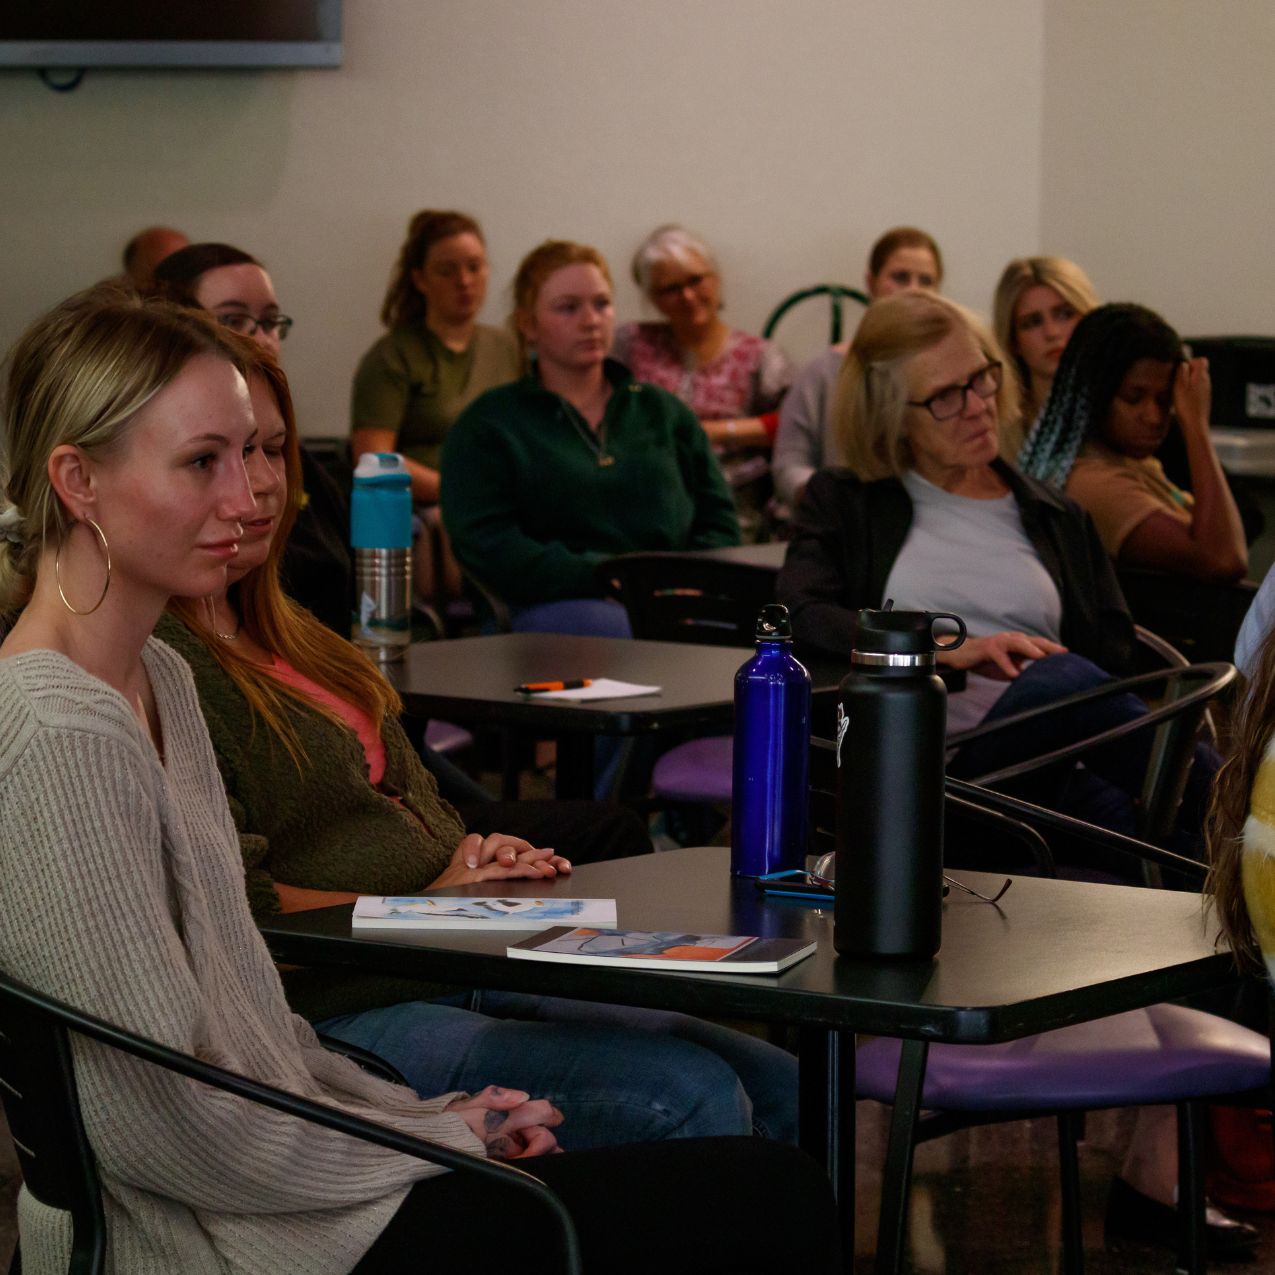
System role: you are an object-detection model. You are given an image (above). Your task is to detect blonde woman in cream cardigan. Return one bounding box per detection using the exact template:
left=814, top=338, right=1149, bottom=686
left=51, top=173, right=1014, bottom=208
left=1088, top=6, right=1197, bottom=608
left=0, top=285, right=838, bottom=1275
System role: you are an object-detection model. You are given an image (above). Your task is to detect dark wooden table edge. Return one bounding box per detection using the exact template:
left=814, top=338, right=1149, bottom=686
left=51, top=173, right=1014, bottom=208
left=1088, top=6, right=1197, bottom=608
left=262, top=910, right=1238, bottom=1044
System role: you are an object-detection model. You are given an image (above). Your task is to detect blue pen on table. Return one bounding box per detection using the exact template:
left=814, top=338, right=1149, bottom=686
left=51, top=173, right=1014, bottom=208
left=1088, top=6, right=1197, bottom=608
left=514, top=678, right=593, bottom=695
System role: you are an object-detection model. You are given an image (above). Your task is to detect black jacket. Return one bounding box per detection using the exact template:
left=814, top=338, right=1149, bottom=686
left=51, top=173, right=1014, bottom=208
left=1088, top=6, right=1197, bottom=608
left=776, top=461, right=1135, bottom=676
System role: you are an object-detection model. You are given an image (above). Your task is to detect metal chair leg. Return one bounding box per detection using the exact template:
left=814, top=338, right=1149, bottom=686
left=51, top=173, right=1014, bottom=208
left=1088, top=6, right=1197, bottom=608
left=1177, top=1101, right=1207, bottom=1275
left=874, top=1039, right=928, bottom=1275
left=1057, top=1111, right=1085, bottom=1275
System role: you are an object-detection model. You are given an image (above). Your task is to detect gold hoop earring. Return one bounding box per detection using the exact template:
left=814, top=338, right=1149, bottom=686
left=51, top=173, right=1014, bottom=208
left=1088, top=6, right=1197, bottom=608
left=55, top=518, right=111, bottom=616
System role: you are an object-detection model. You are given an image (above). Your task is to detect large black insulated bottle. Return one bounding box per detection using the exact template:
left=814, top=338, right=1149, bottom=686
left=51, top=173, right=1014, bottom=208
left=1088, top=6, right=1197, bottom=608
left=833, top=606, right=966, bottom=960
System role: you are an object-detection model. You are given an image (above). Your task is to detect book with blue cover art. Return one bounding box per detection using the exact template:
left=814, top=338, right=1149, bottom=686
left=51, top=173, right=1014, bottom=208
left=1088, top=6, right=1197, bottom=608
left=353, top=896, right=618, bottom=930
left=507, top=927, right=816, bottom=974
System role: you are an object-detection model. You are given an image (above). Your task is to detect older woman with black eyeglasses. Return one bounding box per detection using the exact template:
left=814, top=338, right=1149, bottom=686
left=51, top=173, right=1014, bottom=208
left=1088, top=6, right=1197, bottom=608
left=776, top=291, right=1219, bottom=852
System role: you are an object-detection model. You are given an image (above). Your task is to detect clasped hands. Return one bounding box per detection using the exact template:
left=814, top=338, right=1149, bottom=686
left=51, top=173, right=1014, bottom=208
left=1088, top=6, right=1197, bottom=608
left=447, top=1085, right=564, bottom=1159
left=429, top=831, right=573, bottom=888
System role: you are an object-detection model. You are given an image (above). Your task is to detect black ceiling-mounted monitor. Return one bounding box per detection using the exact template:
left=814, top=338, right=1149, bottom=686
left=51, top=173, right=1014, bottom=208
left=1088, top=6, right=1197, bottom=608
left=0, top=1, right=342, bottom=70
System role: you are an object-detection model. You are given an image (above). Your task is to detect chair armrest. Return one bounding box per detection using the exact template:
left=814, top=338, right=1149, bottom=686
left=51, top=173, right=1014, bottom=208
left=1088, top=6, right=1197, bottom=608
left=947, top=661, right=1236, bottom=786
left=316, top=1033, right=410, bottom=1087
left=0, top=975, right=580, bottom=1273
left=945, top=777, right=1207, bottom=883
left=461, top=569, right=512, bottom=633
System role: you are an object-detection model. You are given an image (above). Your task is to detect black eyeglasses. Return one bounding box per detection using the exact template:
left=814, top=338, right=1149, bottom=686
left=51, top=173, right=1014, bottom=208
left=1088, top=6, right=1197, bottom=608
left=215, top=313, right=295, bottom=341
left=907, top=361, right=1002, bottom=421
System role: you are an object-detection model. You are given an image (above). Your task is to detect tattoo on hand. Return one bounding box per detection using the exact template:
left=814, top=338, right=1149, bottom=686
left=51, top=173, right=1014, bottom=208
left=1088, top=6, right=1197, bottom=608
left=487, top=1135, right=514, bottom=1157
left=484, top=1109, right=507, bottom=1132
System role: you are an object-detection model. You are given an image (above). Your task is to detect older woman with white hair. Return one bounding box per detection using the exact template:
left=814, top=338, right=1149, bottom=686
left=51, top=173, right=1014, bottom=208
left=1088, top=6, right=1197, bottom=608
left=615, top=224, right=792, bottom=453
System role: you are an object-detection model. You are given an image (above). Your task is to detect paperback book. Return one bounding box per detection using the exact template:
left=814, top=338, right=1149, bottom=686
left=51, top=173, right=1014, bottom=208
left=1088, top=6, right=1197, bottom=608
left=352, top=896, right=618, bottom=930
left=506, top=927, right=816, bottom=974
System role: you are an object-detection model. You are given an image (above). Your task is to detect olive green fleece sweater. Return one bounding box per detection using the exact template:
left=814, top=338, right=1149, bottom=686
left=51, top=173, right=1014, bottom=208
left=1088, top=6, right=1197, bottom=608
left=157, top=614, right=467, bottom=1021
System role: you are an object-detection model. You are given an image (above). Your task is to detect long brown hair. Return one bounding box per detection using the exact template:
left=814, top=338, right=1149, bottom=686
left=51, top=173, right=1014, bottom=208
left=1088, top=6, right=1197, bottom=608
left=1205, top=629, right=1275, bottom=973
left=168, top=355, right=400, bottom=762
left=380, top=210, right=484, bottom=329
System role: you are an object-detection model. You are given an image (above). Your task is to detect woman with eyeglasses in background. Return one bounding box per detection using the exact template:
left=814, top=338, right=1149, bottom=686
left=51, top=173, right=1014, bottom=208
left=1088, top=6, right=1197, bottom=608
left=776, top=292, right=1217, bottom=856
left=615, top=224, right=792, bottom=537
left=153, top=243, right=353, bottom=635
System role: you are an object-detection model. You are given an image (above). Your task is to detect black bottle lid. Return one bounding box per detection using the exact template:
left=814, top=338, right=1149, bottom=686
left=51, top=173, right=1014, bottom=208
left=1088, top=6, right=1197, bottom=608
left=755, top=603, right=793, bottom=641
left=854, top=603, right=966, bottom=656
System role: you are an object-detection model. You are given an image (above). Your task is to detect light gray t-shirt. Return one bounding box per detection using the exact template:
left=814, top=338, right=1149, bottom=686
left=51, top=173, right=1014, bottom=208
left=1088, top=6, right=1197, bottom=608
left=884, top=470, right=1063, bottom=733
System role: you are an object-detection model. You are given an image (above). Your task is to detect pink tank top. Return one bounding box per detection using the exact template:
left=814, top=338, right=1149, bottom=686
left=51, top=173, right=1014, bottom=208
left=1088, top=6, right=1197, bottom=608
left=268, top=656, right=387, bottom=785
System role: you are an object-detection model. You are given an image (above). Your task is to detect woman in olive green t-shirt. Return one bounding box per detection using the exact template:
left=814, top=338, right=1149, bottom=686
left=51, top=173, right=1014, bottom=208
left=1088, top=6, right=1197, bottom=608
left=351, top=210, right=520, bottom=601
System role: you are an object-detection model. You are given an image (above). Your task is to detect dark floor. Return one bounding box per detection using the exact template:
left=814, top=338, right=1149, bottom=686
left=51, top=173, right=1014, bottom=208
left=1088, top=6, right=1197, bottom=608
left=4, top=1100, right=1273, bottom=1273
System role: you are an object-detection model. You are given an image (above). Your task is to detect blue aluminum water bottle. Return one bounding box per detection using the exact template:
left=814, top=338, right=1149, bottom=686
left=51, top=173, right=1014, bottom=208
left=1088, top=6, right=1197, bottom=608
left=731, top=603, right=812, bottom=877
left=350, top=452, right=413, bottom=662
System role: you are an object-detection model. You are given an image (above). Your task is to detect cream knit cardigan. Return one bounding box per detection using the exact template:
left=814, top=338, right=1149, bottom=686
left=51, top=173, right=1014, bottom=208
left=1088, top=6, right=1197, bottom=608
left=0, top=641, right=485, bottom=1275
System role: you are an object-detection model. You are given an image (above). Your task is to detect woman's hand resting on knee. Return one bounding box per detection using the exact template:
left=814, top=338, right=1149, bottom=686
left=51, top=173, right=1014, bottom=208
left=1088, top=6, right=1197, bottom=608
left=428, top=832, right=573, bottom=888
left=447, top=1085, right=564, bottom=1159
left=937, top=631, right=1067, bottom=680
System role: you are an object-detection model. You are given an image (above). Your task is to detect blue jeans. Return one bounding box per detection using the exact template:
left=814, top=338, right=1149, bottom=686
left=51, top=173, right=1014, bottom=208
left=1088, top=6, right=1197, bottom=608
left=509, top=597, right=633, bottom=638
left=318, top=992, right=797, bottom=1151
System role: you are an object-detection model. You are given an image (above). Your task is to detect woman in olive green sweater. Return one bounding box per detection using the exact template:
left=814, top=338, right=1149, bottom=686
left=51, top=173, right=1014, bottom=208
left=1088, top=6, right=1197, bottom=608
left=440, top=240, right=740, bottom=635
left=165, top=356, right=797, bottom=1150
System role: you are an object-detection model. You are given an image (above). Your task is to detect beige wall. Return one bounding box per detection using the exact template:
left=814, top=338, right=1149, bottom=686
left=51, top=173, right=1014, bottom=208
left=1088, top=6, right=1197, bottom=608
left=0, top=0, right=1043, bottom=435
left=1042, top=0, right=1275, bottom=336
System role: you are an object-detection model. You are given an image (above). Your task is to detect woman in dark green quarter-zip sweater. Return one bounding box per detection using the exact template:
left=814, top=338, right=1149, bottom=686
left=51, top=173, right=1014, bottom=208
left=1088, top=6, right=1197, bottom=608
left=439, top=240, right=740, bottom=636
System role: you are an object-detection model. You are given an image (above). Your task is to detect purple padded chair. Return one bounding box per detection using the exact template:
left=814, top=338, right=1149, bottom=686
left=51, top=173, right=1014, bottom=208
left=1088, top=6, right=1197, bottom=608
left=853, top=778, right=1269, bottom=1275
left=856, top=1005, right=1269, bottom=1275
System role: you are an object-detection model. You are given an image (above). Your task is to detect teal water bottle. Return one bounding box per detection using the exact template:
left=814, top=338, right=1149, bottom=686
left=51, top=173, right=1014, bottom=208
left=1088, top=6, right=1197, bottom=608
left=350, top=453, right=412, bottom=662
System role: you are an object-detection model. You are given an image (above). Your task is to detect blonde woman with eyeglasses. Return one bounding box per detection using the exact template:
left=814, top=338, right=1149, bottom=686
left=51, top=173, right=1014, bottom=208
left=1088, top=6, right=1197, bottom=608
left=776, top=292, right=1219, bottom=849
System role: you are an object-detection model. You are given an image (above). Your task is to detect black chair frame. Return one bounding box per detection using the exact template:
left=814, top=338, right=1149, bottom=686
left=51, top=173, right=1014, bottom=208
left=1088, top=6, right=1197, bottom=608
left=600, top=551, right=778, bottom=649
left=0, top=974, right=580, bottom=1275
left=947, top=658, right=1236, bottom=855
left=762, top=283, right=870, bottom=345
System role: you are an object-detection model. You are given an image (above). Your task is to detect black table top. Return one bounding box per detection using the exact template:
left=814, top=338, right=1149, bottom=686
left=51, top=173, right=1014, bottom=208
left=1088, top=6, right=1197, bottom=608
left=262, top=847, right=1235, bottom=1045
left=391, top=632, right=850, bottom=735
left=680, top=541, right=788, bottom=571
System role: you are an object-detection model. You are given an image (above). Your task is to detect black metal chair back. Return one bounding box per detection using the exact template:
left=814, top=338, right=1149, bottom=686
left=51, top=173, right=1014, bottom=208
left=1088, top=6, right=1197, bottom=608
left=807, top=737, right=1058, bottom=876
left=0, top=974, right=580, bottom=1275
left=602, top=552, right=777, bottom=647
left=1117, top=567, right=1257, bottom=666
left=761, top=284, right=870, bottom=345
left=0, top=994, right=105, bottom=1274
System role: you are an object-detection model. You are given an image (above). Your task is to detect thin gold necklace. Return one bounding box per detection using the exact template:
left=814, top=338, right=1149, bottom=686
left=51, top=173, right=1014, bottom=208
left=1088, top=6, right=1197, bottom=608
left=205, top=596, right=240, bottom=642
left=562, top=401, right=615, bottom=467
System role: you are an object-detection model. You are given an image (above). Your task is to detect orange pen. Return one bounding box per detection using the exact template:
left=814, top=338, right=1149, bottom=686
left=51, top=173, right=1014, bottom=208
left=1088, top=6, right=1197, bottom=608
left=514, top=679, right=593, bottom=694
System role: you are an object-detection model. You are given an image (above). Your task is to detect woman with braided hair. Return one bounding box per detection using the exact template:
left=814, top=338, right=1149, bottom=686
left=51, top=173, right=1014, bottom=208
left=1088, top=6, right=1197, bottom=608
left=1018, top=303, right=1247, bottom=582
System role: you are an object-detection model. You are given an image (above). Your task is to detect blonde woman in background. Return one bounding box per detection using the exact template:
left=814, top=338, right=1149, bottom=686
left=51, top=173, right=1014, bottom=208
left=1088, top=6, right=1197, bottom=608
left=992, top=255, right=1099, bottom=437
